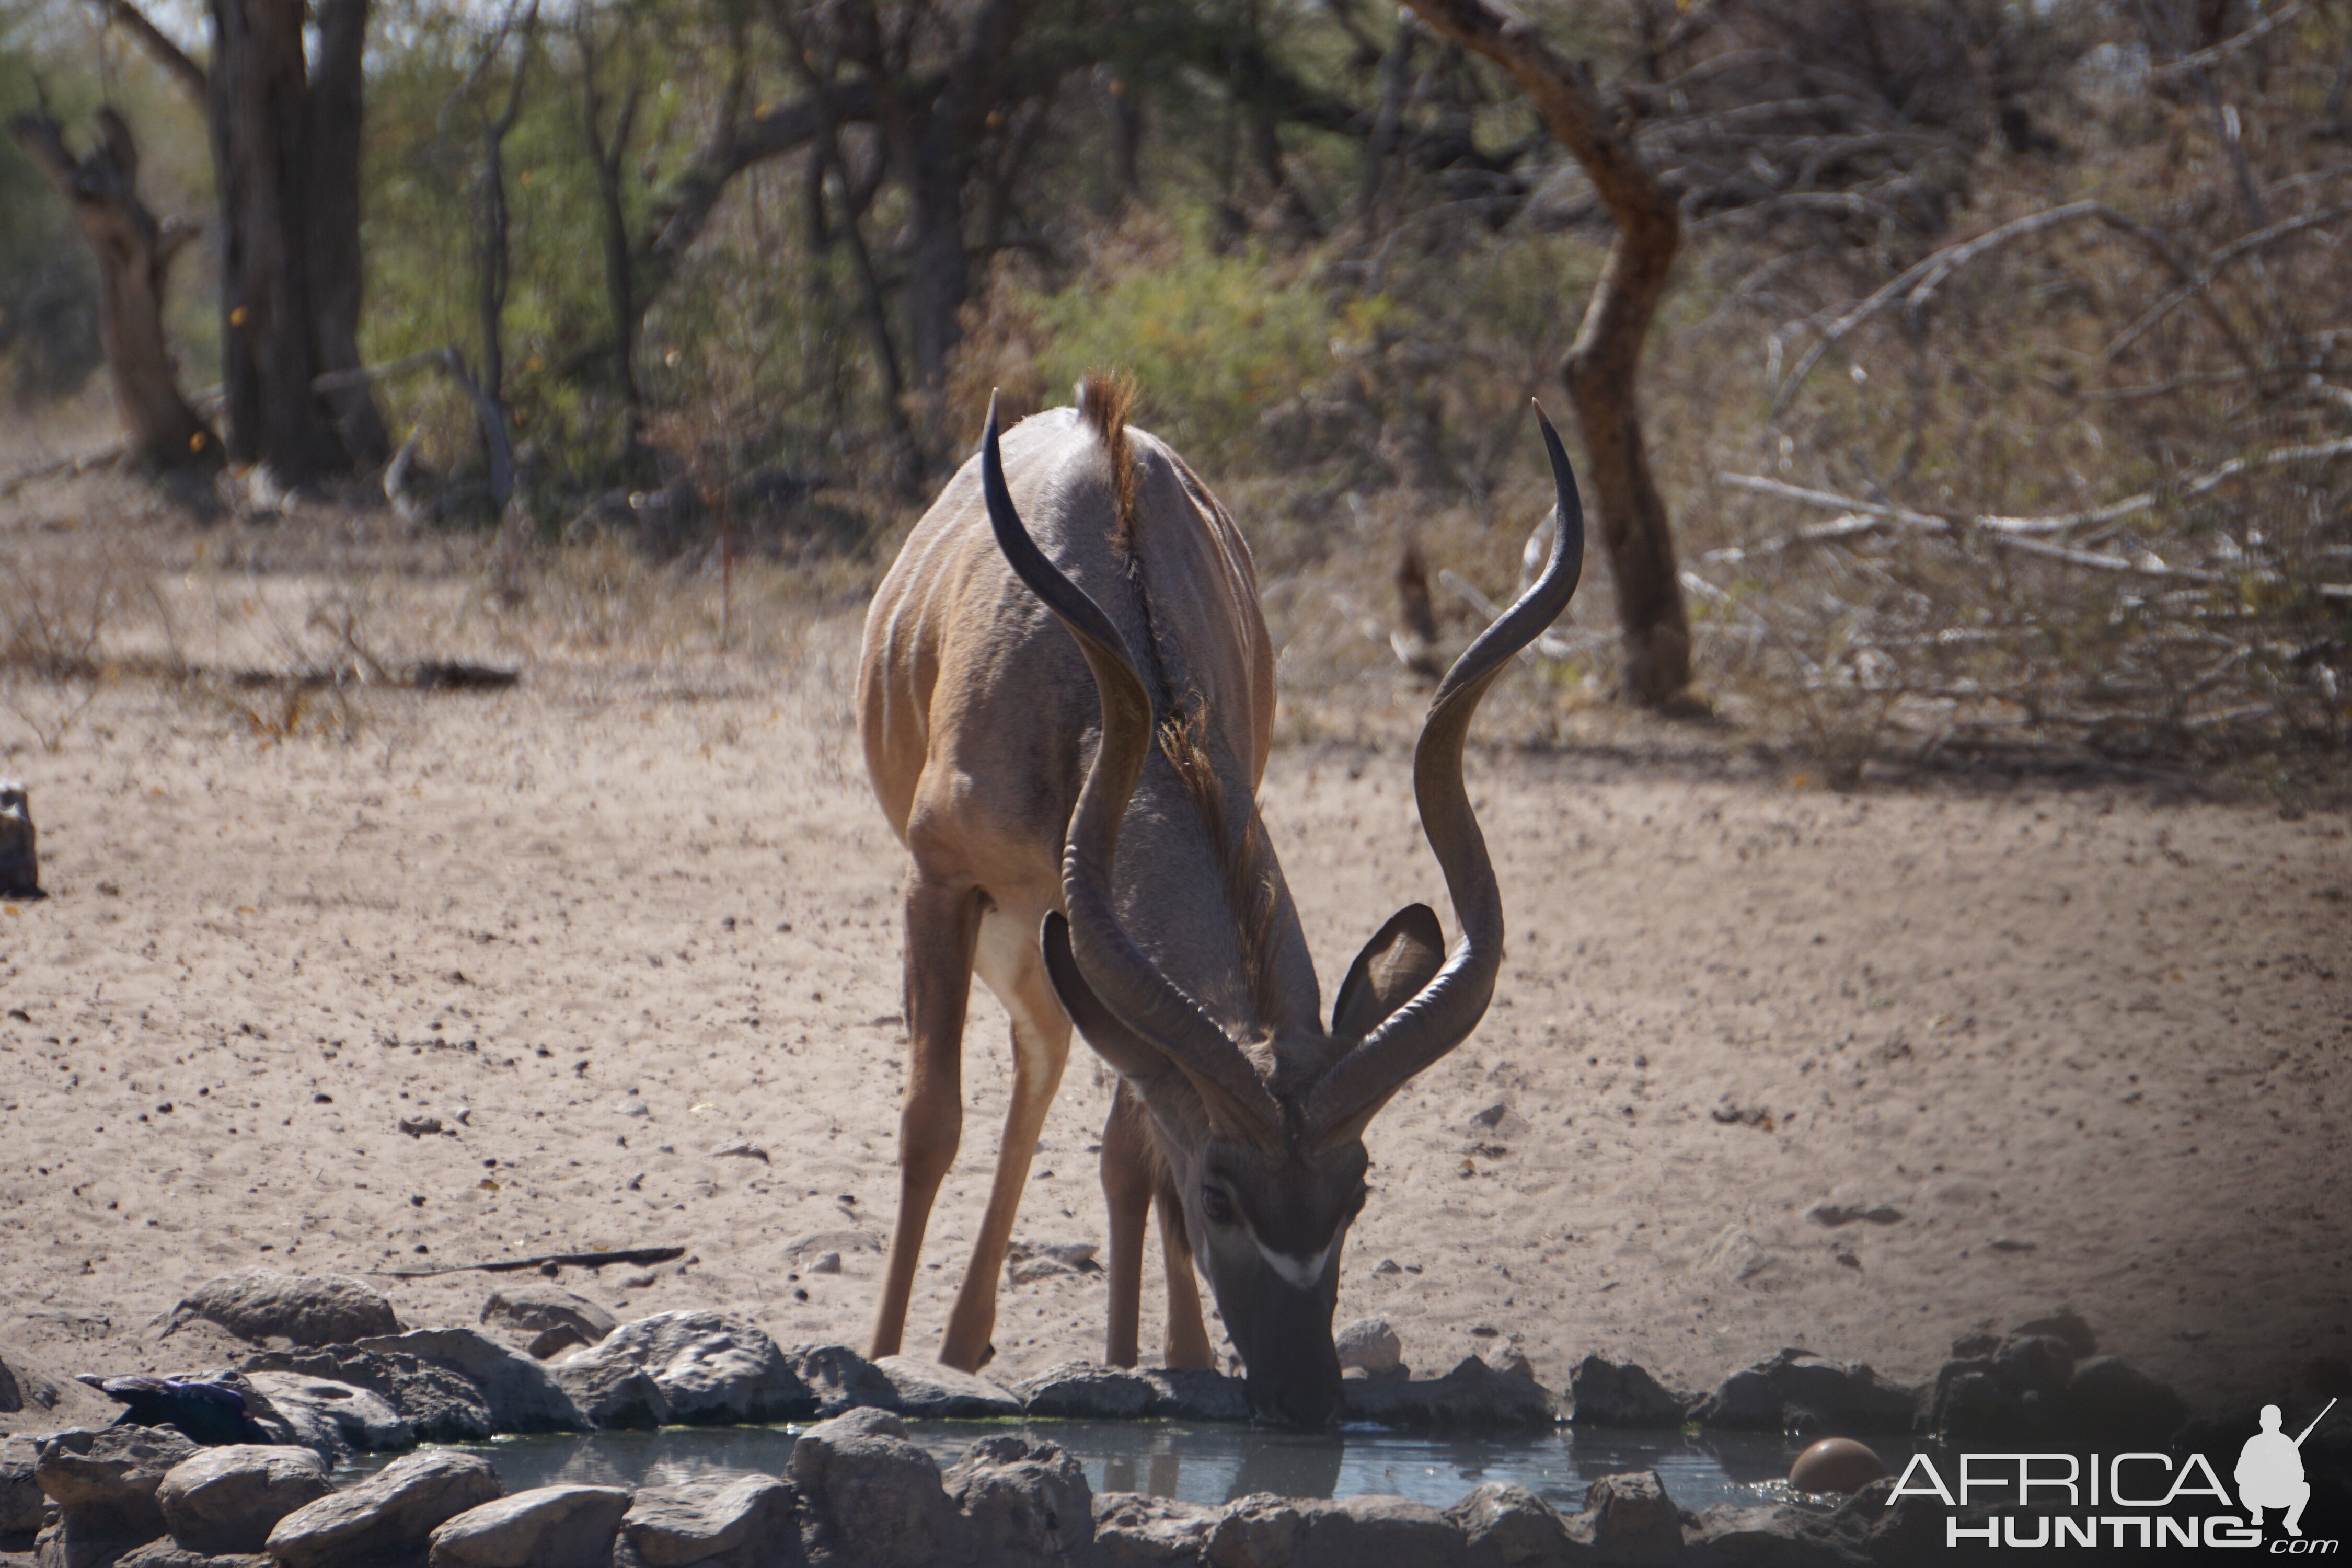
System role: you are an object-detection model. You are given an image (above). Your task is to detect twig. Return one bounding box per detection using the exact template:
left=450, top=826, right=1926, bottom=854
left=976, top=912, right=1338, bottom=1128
left=0, top=441, right=129, bottom=498
left=311, top=348, right=464, bottom=394
left=2148, top=0, right=2316, bottom=79
left=362, top=1244, right=683, bottom=1279
left=2106, top=204, right=2352, bottom=360
left=1773, top=202, right=2212, bottom=413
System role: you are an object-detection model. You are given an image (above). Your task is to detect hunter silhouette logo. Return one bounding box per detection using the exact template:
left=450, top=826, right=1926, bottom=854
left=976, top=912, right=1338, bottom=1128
left=2239, top=1398, right=2336, bottom=1539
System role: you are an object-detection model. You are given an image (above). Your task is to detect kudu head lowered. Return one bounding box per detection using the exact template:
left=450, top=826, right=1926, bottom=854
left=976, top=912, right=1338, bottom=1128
left=982, top=399, right=1585, bottom=1426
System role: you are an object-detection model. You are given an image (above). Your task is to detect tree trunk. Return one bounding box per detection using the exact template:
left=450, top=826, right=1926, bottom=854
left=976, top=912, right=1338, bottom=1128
left=307, top=0, right=389, bottom=468
left=209, top=0, right=372, bottom=485
left=7, top=109, right=220, bottom=475
left=1401, top=0, right=1694, bottom=707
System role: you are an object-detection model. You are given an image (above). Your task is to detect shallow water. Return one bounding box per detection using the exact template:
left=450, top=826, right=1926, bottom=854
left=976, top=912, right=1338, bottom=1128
left=351, top=1421, right=1917, bottom=1514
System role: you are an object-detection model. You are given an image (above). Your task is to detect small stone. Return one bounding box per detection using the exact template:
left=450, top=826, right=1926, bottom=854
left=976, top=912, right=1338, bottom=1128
left=1334, top=1317, right=1402, bottom=1377
left=2010, top=1309, right=2096, bottom=1359
left=0, top=779, right=40, bottom=900
left=1789, top=1437, right=1887, bottom=1494
left=398, top=1114, right=445, bottom=1137
left=481, top=1286, right=617, bottom=1352
left=1373, top=1259, right=1401, bottom=1276
left=711, top=1140, right=769, bottom=1162
left=810, top=1253, right=841, bottom=1276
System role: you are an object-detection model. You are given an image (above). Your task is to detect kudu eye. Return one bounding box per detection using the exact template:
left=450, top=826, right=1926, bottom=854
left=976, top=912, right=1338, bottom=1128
left=1200, top=1186, right=1237, bottom=1226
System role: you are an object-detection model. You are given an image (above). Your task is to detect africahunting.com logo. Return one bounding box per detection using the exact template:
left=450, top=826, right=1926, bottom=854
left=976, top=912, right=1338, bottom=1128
left=1890, top=1397, right=2341, bottom=1552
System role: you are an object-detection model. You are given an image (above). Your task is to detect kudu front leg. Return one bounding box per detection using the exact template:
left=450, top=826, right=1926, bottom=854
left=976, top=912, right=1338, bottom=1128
left=869, top=877, right=982, bottom=1362
left=1099, top=1081, right=1156, bottom=1368
left=1156, top=1172, right=1214, bottom=1369
left=940, top=930, right=1071, bottom=1371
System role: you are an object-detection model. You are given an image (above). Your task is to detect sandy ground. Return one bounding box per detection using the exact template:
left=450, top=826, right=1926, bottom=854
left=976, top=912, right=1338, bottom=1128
left=0, top=507, right=2347, bottom=1437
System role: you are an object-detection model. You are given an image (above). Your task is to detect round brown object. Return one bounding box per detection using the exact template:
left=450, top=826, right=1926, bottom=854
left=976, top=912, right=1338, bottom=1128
left=1790, top=1437, right=1888, bottom=1494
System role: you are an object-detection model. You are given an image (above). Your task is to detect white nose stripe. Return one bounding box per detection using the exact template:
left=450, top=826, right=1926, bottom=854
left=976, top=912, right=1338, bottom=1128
left=1255, top=1238, right=1333, bottom=1290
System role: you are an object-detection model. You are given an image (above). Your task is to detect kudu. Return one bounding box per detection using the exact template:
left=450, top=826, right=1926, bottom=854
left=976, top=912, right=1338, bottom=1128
left=856, top=375, right=1583, bottom=1425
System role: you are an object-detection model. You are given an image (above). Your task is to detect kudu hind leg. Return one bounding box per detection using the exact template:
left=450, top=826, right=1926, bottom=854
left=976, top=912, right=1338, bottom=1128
left=869, top=877, right=982, bottom=1362
left=940, top=924, right=1072, bottom=1371
left=1099, top=1082, right=1156, bottom=1367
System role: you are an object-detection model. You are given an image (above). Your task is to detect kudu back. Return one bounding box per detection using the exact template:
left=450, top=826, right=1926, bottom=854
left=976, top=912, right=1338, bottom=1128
left=856, top=375, right=1583, bottom=1424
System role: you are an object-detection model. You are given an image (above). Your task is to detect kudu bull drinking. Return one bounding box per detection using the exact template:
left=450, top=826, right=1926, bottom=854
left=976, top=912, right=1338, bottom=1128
left=856, top=375, right=1583, bottom=1425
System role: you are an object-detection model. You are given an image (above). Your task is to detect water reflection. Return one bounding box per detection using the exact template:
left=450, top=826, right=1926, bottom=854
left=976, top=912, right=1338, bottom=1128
left=348, top=1421, right=1919, bottom=1515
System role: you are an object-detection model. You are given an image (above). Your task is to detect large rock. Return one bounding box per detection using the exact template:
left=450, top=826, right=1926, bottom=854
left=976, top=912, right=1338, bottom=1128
left=1567, top=1356, right=1690, bottom=1427
left=613, top=1477, right=800, bottom=1568
left=238, top=1348, right=491, bottom=1445
left=166, top=1271, right=399, bottom=1348
left=1579, top=1472, right=1682, bottom=1564
left=789, top=1408, right=958, bottom=1568
left=1294, top=1495, right=1467, bottom=1568
left=264, top=1451, right=502, bottom=1568
left=869, top=1356, right=1022, bottom=1419
left=1139, top=1369, right=1250, bottom=1424
left=2, top=1434, right=41, bottom=1535
left=32, top=1425, right=200, bottom=1568
left=113, top=1544, right=274, bottom=1568
left=478, top=1289, right=616, bottom=1361
left=156, top=1446, right=332, bottom=1555
left=1091, top=1495, right=1216, bottom=1566
left=237, top=1371, right=412, bottom=1464
left=779, top=1345, right=897, bottom=1420
left=1013, top=1363, right=1155, bottom=1421
left=1333, top=1319, right=1403, bottom=1378
left=2053, top=1355, right=2190, bottom=1444
left=944, top=1435, right=1093, bottom=1566
left=1690, top=1349, right=1914, bottom=1435
left=353, top=1330, right=585, bottom=1434
left=554, top=1313, right=811, bottom=1426
left=425, top=1485, right=631, bottom=1568
left=1444, top=1482, right=1575, bottom=1566
left=1341, top=1356, right=1560, bottom=1429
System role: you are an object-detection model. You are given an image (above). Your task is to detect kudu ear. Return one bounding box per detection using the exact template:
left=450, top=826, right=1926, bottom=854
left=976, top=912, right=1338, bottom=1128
left=1331, top=904, right=1448, bottom=1044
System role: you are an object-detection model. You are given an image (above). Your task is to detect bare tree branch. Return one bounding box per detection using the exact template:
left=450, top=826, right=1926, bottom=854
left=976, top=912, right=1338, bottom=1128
left=97, top=0, right=206, bottom=101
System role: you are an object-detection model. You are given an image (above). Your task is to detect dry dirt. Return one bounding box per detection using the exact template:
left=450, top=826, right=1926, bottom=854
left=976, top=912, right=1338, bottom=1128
left=0, top=497, right=2347, bottom=1434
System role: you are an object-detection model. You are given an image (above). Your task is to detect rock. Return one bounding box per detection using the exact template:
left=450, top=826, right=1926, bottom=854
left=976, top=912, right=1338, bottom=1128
left=1014, top=1363, right=1155, bottom=1421
left=397, top=1115, right=444, bottom=1137
left=2053, top=1355, right=2190, bottom=1444
left=0, top=779, right=41, bottom=899
left=780, top=1345, right=897, bottom=1419
left=352, top=1329, right=587, bottom=1434
left=1946, top=1331, right=1999, bottom=1361
left=156, top=1446, right=332, bottom=1554
left=478, top=1287, right=615, bottom=1354
left=166, top=1271, right=400, bottom=1348
left=1203, top=1494, right=1301, bottom=1568
left=1682, top=1501, right=1861, bottom=1566
left=1333, top=1319, right=1402, bottom=1378
left=236, top=1371, right=412, bottom=1463
left=114, top=1544, right=274, bottom=1568
left=1581, top=1471, right=1681, bottom=1564
left=237, top=1348, right=492, bottom=1444
left=1690, top=1349, right=1914, bottom=1435
left=1788, top=1438, right=1885, bottom=1495
left=1341, top=1356, right=1559, bottom=1429
left=425, top=1485, right=631, bottom=1568
left=32, top=1425, right=200, bottom=1568
left=945, top=1435, right=1093, bottom=1565
left=1444, top=1482, right=1572, bottom=1566
left=554, top=1312, right=812, bottom=1426
left=526, top=1327, right=591, bottom=1361
left=789, top=1408, right=956, bottom=1568
left=1092, top=1494, right=1216, bottom=1566
left=1291, top=1495, right=1465, bottom=1567
left=2009, top=1310, right=2095, bottom=1359
left=2, top=1434, right=42, bottom=1535
left=1004, top=1242, right=1100, bottom=1286
left=869, top=1355, right=1022, bottom=1419
left=1567, top=1356, right=1690, bottom=1427
left=809, top=1254, right=841, bottom=1277
left=549, top=1357, right=669, bottom=1431
left=613, top=1477, right=800, bottom=1568
left=264, top=1451, right=502, bottom=1568
left=1802, top=1203, right=1903, bottom=1228
left=1139, top=1369, right=1250, bottom=1423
